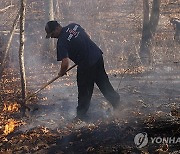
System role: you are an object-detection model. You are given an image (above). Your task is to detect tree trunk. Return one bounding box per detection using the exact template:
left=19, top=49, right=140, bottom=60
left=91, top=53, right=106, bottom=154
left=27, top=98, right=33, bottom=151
left=19, top=0, right=27, bottom=103
left=55, top=0, right=60, bottom=18
left=139, top=0, right=161, bottom=66
left=0, top=12, right=20, bottom=79
left=45, top=0, right=55, bottom=60
left=48, top=0, right=54, bottom=20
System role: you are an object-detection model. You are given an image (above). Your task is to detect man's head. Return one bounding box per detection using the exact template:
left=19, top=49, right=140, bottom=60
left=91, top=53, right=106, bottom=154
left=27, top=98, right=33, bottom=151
left=45, top=21, right=62, bottom=39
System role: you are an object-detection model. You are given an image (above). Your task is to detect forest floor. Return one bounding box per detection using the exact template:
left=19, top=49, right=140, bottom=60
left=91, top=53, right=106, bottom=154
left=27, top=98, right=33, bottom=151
left=0, top=64, right=180, bottom=154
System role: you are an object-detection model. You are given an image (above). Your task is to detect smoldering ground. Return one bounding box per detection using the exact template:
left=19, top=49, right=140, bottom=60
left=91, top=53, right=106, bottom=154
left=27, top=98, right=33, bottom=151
left=18, top=60, right=179, bottom=132
left=12, top=61, right=179, bottom=154
left=1, top=0, right=179, bottom=153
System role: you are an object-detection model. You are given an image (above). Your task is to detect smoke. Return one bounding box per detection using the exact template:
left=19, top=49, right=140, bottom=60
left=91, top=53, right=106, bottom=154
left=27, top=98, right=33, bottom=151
left=1, top=0, right=179, bottom=132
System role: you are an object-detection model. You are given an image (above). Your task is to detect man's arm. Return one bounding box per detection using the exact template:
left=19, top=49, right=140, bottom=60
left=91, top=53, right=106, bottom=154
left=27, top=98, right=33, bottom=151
left=58, top=57, right=69, bottom=77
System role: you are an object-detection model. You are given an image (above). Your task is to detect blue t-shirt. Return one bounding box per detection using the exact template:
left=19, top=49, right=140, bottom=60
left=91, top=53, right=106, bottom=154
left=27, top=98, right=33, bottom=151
left=57, top=23, right=103, bottom=69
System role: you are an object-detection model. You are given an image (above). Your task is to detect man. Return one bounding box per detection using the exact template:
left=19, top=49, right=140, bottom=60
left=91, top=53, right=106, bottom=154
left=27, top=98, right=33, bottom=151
left=45, top=21, right=120, bottom=120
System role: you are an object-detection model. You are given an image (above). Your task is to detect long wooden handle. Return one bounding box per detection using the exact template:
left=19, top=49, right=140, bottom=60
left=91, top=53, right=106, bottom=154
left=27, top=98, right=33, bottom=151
left=25, top=64, right=77, bottom=101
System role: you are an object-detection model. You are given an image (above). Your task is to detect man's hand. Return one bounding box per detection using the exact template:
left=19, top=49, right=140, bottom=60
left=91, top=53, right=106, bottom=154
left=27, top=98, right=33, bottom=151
left=58, top=58, right=69, bottom=77
left=58, top=71, right=67, bottom=77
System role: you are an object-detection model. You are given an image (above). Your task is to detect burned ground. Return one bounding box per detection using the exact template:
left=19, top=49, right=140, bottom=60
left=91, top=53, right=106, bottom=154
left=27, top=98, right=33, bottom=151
left=0, top=63, right=180, bottom=153
left=0, top=0, right=180, bottom=153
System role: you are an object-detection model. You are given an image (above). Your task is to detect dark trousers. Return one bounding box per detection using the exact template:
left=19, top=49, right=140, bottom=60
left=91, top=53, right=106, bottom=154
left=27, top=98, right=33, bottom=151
left=77, top=57, right=120, bottom=117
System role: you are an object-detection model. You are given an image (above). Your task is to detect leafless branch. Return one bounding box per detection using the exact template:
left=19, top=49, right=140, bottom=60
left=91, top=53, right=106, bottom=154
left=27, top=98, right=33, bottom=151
left=0, top=5, right=14, bottom=13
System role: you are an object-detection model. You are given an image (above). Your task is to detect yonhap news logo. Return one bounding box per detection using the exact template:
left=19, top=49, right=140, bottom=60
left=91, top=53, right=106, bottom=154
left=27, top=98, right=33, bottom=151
left=134, top=132, right=180, bottom=148
left=134, top=132, right=148, bottom=148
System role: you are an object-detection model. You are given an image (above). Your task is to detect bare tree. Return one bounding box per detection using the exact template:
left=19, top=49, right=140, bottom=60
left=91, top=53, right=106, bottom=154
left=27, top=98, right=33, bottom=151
left=45, top=0, right=55, bottom=57
left=55, top=0, right=60, bottom=18
left=0, top=4, right=14, bottom=13
left=0, top=12, right=20, bottom=79
left=139, top=0, right=161, bottom=66
left=48, top=0, right=54, bottom=21
left=19, top=0, right=27, bottom=104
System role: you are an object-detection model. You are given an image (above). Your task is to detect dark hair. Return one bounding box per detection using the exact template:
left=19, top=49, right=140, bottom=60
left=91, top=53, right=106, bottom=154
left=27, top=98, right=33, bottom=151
left=46, top=20, right=59, bottom=33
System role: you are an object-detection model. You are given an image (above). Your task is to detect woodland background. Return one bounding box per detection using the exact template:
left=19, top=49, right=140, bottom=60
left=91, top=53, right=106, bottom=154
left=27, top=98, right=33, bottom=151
left=0, top=0, right=179, bottom=153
